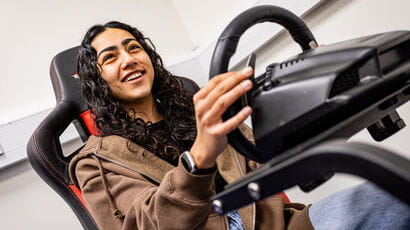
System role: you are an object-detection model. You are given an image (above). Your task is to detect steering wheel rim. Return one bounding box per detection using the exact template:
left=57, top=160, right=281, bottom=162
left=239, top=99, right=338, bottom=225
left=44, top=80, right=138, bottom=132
left=209, top=5, right=317, bottom=163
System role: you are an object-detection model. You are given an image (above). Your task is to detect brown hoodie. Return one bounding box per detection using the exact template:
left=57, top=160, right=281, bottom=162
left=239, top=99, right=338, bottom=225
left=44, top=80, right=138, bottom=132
left=69, top=134, right=313, bottom=230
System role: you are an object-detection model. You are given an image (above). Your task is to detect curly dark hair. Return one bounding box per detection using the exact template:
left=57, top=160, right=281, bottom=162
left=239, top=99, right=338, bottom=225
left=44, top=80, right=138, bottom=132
left=78, top=21, right=196, bottom=164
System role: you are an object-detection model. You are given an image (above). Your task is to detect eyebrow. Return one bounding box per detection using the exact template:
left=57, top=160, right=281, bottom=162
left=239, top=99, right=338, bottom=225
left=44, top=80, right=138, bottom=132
left=96, top=38, right=139, bottom=60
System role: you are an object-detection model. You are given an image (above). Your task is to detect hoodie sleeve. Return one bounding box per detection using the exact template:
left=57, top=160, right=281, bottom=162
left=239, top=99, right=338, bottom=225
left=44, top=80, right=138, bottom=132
left=74, top=155, right=216, bottom=230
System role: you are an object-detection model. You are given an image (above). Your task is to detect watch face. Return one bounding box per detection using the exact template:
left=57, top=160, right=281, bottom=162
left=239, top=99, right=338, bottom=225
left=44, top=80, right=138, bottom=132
left=181, top=151, right=217, bottom=175
left=182, top=151, right=196, bottom=173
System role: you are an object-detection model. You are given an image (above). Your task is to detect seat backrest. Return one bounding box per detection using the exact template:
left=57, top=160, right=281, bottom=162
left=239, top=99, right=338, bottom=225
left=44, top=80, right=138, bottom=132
left=26, top=46, right=199, bottom=229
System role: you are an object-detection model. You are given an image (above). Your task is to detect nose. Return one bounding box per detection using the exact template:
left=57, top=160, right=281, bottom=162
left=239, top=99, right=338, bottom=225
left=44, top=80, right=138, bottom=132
left=121, top=52, right=137, bottom=70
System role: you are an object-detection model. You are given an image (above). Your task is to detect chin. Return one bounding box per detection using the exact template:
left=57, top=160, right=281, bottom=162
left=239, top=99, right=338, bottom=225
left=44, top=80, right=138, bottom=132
left=133, top=92, right=152, bottom=101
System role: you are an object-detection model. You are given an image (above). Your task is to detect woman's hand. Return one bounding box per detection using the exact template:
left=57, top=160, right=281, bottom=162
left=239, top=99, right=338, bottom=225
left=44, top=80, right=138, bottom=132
left=190, top=67, right=253, bottom=169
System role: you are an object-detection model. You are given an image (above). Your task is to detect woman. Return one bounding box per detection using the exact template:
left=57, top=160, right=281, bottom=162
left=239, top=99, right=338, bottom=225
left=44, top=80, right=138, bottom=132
left=69, top=21, right=409, bottom=230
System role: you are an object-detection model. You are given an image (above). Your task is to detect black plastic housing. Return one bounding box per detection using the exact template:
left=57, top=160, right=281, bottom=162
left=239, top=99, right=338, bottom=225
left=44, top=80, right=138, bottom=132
left=252, top=31, right=410, bottom=161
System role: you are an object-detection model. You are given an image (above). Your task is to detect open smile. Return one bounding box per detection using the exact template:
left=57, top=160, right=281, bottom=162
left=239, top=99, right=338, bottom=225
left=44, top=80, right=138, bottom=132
left=122, top=71, right=145, bottom=82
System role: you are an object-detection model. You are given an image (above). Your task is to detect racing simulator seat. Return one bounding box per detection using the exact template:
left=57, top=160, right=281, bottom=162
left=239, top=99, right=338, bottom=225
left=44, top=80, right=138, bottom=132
left=26, top=47, right=200, bottom=229
left=26, top=4, right=410, bottom=229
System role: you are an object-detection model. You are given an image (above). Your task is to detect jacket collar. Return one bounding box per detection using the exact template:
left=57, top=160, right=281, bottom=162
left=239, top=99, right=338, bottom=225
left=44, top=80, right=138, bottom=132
left=69, top=135, right=174, bottom=187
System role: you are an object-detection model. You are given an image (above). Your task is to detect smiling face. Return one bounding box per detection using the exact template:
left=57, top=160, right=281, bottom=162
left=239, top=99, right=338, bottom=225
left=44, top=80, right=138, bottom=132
left=92, top=28, right=155, bottom=106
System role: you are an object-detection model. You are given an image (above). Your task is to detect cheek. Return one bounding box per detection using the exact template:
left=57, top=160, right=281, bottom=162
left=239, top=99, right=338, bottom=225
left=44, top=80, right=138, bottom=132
left=141, top=53, right=154, bottom=71
left=100, top=67, right=119, bottom=85
left=149, top=59, right=155, bottom=71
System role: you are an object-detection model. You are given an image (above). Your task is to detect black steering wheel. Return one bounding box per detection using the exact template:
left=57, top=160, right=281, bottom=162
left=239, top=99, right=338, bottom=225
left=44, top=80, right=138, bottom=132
left=209, top=5, right=318, bottom=163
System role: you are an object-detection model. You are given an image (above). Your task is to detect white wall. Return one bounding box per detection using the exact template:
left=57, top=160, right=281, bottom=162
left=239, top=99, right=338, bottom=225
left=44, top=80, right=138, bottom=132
left=171, top=0, right=255, bottom=48
left=0, top=160, right=82, bottom=229
left=0, top=0, right=194, bottom=125
left=1, top=0, right=410, bottom=229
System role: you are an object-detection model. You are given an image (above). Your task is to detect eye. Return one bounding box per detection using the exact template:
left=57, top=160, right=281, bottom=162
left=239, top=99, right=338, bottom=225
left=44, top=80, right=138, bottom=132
left=102, top=53, right=116, bottom=63
left=128, top=44, right=141, bottom=52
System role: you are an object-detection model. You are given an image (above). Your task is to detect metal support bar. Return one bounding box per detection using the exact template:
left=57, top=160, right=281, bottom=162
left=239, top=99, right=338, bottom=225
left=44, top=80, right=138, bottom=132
left=212, top=140, right=410, bottom=214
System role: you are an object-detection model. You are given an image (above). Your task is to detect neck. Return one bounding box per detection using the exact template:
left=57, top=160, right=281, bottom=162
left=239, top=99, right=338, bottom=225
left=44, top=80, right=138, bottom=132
left=121, top=95, right=163, bottom=123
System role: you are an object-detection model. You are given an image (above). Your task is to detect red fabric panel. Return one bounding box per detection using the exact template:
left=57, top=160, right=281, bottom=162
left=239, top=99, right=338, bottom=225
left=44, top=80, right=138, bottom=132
left=69, top=184, right=89, bottom=209
left=277, top=192, right=290, bottom=203
left=80, top=110, right=101, bottom=135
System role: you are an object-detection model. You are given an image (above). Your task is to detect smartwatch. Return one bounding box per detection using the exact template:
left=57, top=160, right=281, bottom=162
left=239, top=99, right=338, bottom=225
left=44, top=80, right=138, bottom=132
left=181, top=151, right=217, bottom=175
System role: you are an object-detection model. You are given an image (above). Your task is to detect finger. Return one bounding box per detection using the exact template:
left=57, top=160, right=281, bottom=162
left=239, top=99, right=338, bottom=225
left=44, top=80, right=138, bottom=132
left=210, top=106, right=252, bottom=135
left=194, top=73, right=225, bottom=101
left=194, top=67, right=253, bottom=101
left=201, top=79, right=252, bottom=122
left=195, top=67, right=253, bottom=114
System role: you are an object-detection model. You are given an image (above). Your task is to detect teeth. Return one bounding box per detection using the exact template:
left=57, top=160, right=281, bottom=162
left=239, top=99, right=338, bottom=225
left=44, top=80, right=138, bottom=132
left=126, top=72, right=142, bottom=81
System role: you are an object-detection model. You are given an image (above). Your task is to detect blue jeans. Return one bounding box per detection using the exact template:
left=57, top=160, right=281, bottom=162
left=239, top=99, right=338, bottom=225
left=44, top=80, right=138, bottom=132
left=227, top=210, right=245, bottom=230
left=309, top=183, right=410, bottom=230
